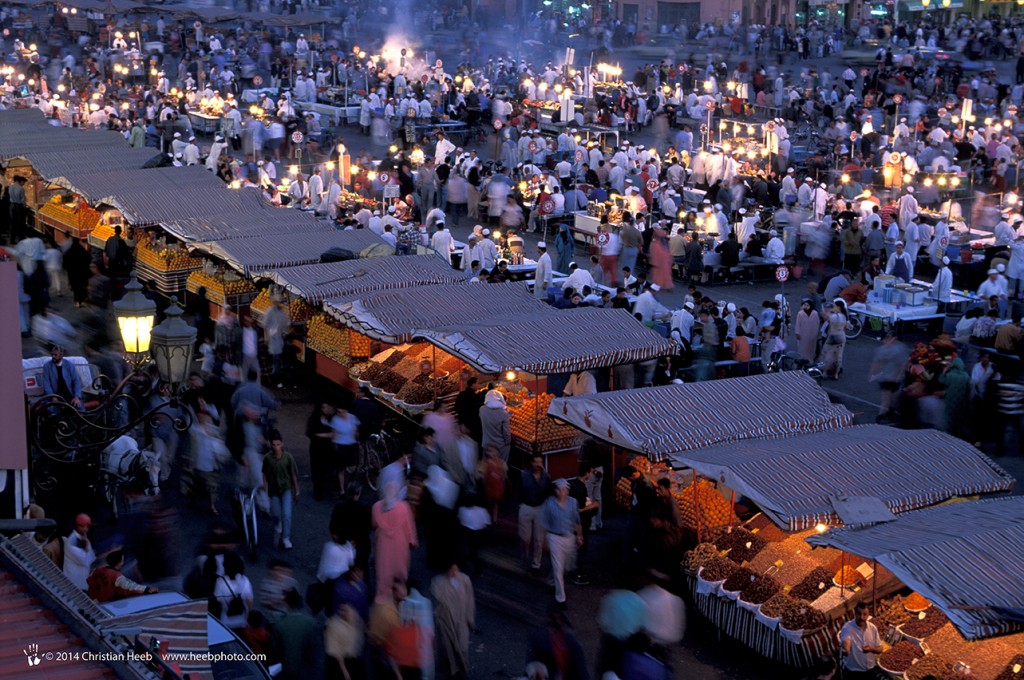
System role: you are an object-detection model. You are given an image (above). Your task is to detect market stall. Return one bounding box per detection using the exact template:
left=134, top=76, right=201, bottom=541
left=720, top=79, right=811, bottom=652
left=186, top=265, right=258, bottom=316
left=414, top=307, right=677, bottom=474
left=548, top=372, right=853, bottom=462
left=188, top=229, right=387, bottom=277
left=666, top=425, right=1015, bottom=669
left=808, top=496, right=1024, bottom=680
left=134, top=233, right=204, bottom=296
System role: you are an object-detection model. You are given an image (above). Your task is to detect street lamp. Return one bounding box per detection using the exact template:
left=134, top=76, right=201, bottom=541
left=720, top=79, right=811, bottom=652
left=149, top=299, right=197, bottom=387
left=31, top=279, right=198, bottom=459
left=114, top=273, right=156, bottom=363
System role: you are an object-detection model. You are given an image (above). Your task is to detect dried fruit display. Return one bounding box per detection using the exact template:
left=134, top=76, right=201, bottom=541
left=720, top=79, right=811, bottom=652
left=361, top=363, right=386, bottom=381
left=684, top=543, right=720, bottom=573
left=396, top=381, right=433, bottom=405
left=994, top=655, right=1024, bottom=680
left=899, top=608, right=949, bottom=639
left=307, top=314, right=350, bottom=363
left=923, top=624, right=1023, bottom=680
left=510, top=393, right=580, bottom=443
left=700, top=556, right=738, bottom=583
left=760, top=593, right=802, bottom=619
left=722, top=567, right=756, bottom=594
left=878, top=640, right=925, bottom=673
left=780, top=605, right=827, bottom=632
left=903, top=592, right=931, bottom=612
left=381, top=351, right=404, bottom=368
left=672, top=480, right=740, bottom=530
left=394, top=356, right=426, bottom=379
left=903, top=654, right=959, bottom=680
left=374, top=369, right=407, bottom=395
left=872, top=595, right=911, bottom=629
left=739, top=575, right=780, bottom=605
left=708, top=527, right=767, bottom=564
left=790, top=568, right=834, bottom=602
left=834, top=565, right=860, bottom=587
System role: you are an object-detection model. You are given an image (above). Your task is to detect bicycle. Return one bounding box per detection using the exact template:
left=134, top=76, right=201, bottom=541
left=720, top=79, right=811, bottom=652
left=236, top=486, right=259, bottom=558
left=359, top=431, right=392, bottom=492
left=845, top=312, right=864, bottom=340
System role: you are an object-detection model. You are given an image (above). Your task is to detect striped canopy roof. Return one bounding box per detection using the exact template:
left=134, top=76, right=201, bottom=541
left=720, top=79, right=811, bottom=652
left=418, top=307, right=677, bottom=374
left=326, top=281, right=551, bottom=343
left=548, top=372, right=853, bottom=461
left=262, top=255, right=464, bottom=303
left=808, top=496, right=1024, bottom=640
left=193, top=229, right=386, bottom=276
left=104, top=599, right=212, bottom=680
left=669, top=425, right=1015, bottom=531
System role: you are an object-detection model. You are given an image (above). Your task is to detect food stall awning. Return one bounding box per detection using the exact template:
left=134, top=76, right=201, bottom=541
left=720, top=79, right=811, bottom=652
left=548, top=372, right=852, bottom=462
left=193, top=229, right=387, bottom=276
left=262, top=255, right=464, bottom=303
left=668, top=425, right=1014, bottom=532
left=326, top=281, right=552, bottom=343
left=0, top=111, right=163, bottom=180
left=807, top=496, right=1024, bottom=640
left=161, top=204, right=335, bottom=243
left=418, top=307, right=677, bottom=375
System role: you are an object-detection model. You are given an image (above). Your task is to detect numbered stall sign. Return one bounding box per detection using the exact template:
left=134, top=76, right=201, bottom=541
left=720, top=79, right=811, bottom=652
left=775, top=265, right=790, bottom=283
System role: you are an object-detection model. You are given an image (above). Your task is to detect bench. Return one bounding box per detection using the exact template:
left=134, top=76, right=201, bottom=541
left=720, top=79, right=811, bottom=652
left=676, top=356, right=763, bottom=380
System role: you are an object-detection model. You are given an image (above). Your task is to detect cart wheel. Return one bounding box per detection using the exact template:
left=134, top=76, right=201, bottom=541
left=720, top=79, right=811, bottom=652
left=845, top=314, right=863, bottom=340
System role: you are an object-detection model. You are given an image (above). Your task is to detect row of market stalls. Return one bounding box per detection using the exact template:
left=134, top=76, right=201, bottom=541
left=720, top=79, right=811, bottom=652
left=1, top=109, right=678, bottom=467
left=545, top=375, right=1021, bottom=677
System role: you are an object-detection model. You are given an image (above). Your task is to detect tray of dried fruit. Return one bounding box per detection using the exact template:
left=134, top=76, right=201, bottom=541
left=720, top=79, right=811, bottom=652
left=877, top=640, right=922, bottom=678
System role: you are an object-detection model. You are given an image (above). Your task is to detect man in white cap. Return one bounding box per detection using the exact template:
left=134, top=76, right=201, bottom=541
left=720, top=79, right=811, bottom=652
left=366, top=210, right=383, bottom=235
left=995, top=213, right=1015, bottom=246
left=812, top=182, right=829, bottom=221
left=764, top=229, right=785, bottom=261
left=534, top=241, right=552, bottom=299
left=430, top=221, right=454, bottom=264
left=170, top=131, right=187, bottom=157
left=633, top=283, right=670, bottom=323
left=898, top=186, right=918, bottom=229
left=885, top=241, right=914, bottom=283
left=978, top=268, right=1008, bottom=316
left=670, top=300, right=696, bottom=343
left=480, top=229, right=499, bottom=271
left=206, top=135, right=229, bottom=171
left=182, top=136, right=201, bottom=166
left=780, top=168, right=797, bottom=206
left=797, top=177, right=814, bottom=209
left=562, top=261, right=595, bottom=294
left=933, top=256, right=953, bottom=312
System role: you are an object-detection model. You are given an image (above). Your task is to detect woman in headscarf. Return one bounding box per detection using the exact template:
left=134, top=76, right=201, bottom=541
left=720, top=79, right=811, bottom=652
left=478, top=390, right=511, bottom=463
left=554, top=223, right=574, bottom=275
left=371, top=479, right=417, bottom=602
left=794, top=298, right=820, bottom=363
left=939, top=357, right=970, bottom=439
left=648, top=223, right=674, bottom=290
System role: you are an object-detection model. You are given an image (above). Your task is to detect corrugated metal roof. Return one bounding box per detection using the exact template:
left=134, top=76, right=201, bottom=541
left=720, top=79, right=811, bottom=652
left=194, top=229, right=387, bottom=276
left=669, top=425, right=1014, bottom=531
left=419, top=307, right=678, bottom=375
left=264, top=255, right=465, bottom=303
left=807, top=496, right=1024, bottom=640
left=162, top=201, right=336, bottom=243
left=548, top=373, right=853, bottom=460
left=326, top=281, right=551, bottom=343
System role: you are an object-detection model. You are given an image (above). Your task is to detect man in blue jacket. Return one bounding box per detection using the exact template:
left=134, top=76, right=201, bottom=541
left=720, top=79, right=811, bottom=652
left=41, top=344, right=82, bottom=409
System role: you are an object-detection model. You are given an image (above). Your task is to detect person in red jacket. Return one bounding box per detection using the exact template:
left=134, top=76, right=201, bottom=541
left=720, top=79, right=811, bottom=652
left=87, top=550, right=157, bottom=603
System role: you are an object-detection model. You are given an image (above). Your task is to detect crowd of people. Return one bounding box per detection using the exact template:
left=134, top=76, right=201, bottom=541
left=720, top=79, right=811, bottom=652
left=5, top=1, right=1024, bottom=678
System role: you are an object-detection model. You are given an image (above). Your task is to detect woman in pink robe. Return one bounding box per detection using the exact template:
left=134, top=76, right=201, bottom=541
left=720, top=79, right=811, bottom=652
left=371, top=483, right=417, bottom=602
left=649, top=226, right=674, bottom=290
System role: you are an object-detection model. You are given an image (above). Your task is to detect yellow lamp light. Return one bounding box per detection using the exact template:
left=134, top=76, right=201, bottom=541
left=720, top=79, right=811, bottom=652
left=924, top=178, right=933, bottom=187
left=505, top=371, right=518, bottom=382
left=938, top=176, right=948, bottom=186
left=841, top=174, right=850, bottom=184
left=114, top=274, right=156, bottom=355
left=951, top=177, right=961, bottom=187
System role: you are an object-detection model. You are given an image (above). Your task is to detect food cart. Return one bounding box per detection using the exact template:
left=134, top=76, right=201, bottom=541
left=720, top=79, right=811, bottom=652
left=809, top=497, right=1024, bottom=680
